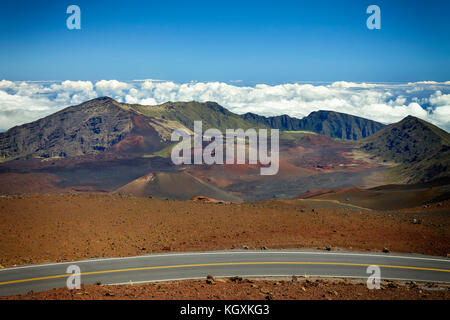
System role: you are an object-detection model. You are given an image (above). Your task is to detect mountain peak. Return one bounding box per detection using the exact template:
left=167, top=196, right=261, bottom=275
left=300, top=110, right=385, bottom=139
left=95, top=96, right=115, bottom=102
left=397, top=115, right=450, bottom=142
left=79, top=96, right=117, bottom=106
left=0, top=96, right=136, bottom=160
left=310, top=110, right=338, bottom=115
left=402, top=115, right=426, bottom=124
left=361, top=115, right=450, bottom=182
left=65, top=97, right=121, bottom=113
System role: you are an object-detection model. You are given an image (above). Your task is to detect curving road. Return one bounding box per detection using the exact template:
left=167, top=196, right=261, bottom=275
left=0, top=250, right=449, bottom=296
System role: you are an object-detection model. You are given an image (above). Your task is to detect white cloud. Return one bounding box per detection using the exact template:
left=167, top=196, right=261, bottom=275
left=0, top=80, right=449, bottom=132
left=95, top=80, right=130, bottom=97
left=330, top=81, right=380, bottom=88
left=429, top=90, right=450, bottom=106
left=0, top=80, right=15, bottom=89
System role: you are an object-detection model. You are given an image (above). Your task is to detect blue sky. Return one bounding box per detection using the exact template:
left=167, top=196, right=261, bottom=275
left=0, top=0, right=449, bottom=82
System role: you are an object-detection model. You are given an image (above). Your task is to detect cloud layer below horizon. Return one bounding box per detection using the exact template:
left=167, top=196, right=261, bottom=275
left=0, top=80, right=449, bottom=132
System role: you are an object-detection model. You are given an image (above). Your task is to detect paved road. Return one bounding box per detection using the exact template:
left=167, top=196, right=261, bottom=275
left=0, top=250, right=449, bottom=296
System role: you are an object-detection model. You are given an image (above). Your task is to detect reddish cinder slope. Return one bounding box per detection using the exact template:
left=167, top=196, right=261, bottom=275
left=110, top=114, right=167, bottom=155
left=0, top=194, right=448, bottom=268
left=114, top=171, right=241, bottom=202
left=184, top=133, right=385, bottom=201
left=298, top=180, right=450, bottom=210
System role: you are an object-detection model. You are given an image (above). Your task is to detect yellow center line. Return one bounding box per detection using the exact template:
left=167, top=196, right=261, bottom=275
left=0, top=261, right=448, bottom=286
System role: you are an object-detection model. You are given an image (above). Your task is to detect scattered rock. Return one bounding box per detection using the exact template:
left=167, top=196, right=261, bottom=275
left=215, top=278, right=227, bottom=283
left=387, top=282, right=398, bottom=289
left=230, top=276, right=243, bottom=283
left=190, top=196, right=230, bottom=204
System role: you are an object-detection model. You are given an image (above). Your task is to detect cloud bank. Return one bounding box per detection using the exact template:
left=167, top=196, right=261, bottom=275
left=0, top=80, right=449, bottom=132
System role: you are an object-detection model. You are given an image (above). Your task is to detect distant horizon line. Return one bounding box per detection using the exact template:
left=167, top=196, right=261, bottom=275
left=2, top=79, right=450, bottom=85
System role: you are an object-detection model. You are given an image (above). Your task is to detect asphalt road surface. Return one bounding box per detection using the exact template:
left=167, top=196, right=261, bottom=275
left=1, top=250, right=449, bottom=296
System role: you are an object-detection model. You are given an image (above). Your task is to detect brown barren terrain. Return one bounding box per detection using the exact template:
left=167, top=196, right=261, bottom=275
left=0, top=194, right=448, bottom=268
left=2, top=277, right=448, bottom=300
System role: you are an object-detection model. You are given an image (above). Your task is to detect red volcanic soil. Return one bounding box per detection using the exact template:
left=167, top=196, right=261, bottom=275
left=301, top=184, right=449, bottom=210
left=224, top=163, right=260, bottom=175
left=132, top=114, right=149, bottom=129
left=276, top=159, right=314, bottom=176
left=280, top=135, right=372, bottom=173
left=110, top=135, right=145, bottom=153
left=0, top=132, right=382, bottom=202
left=109, top=114, right=166, bottom=155
left=188, top=132, right=369, bottom=180
left=186, top=163, right=261, bottom=186
left=190, top=195, right=230, bottom=204
left=181, top=134, right=390, bottom=201
left=3, top=278, right=449, bottom=300
left=197, top=176, right=234, bottom=188
left=112, top=172, right=155, bottom=196
left=0, top=194, right=448, bottom=268
left=114, top=171, right=240, bottom=201
left=222, top=160, right=311, bottom=178
left=0, top=173, right=96, bottom=194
